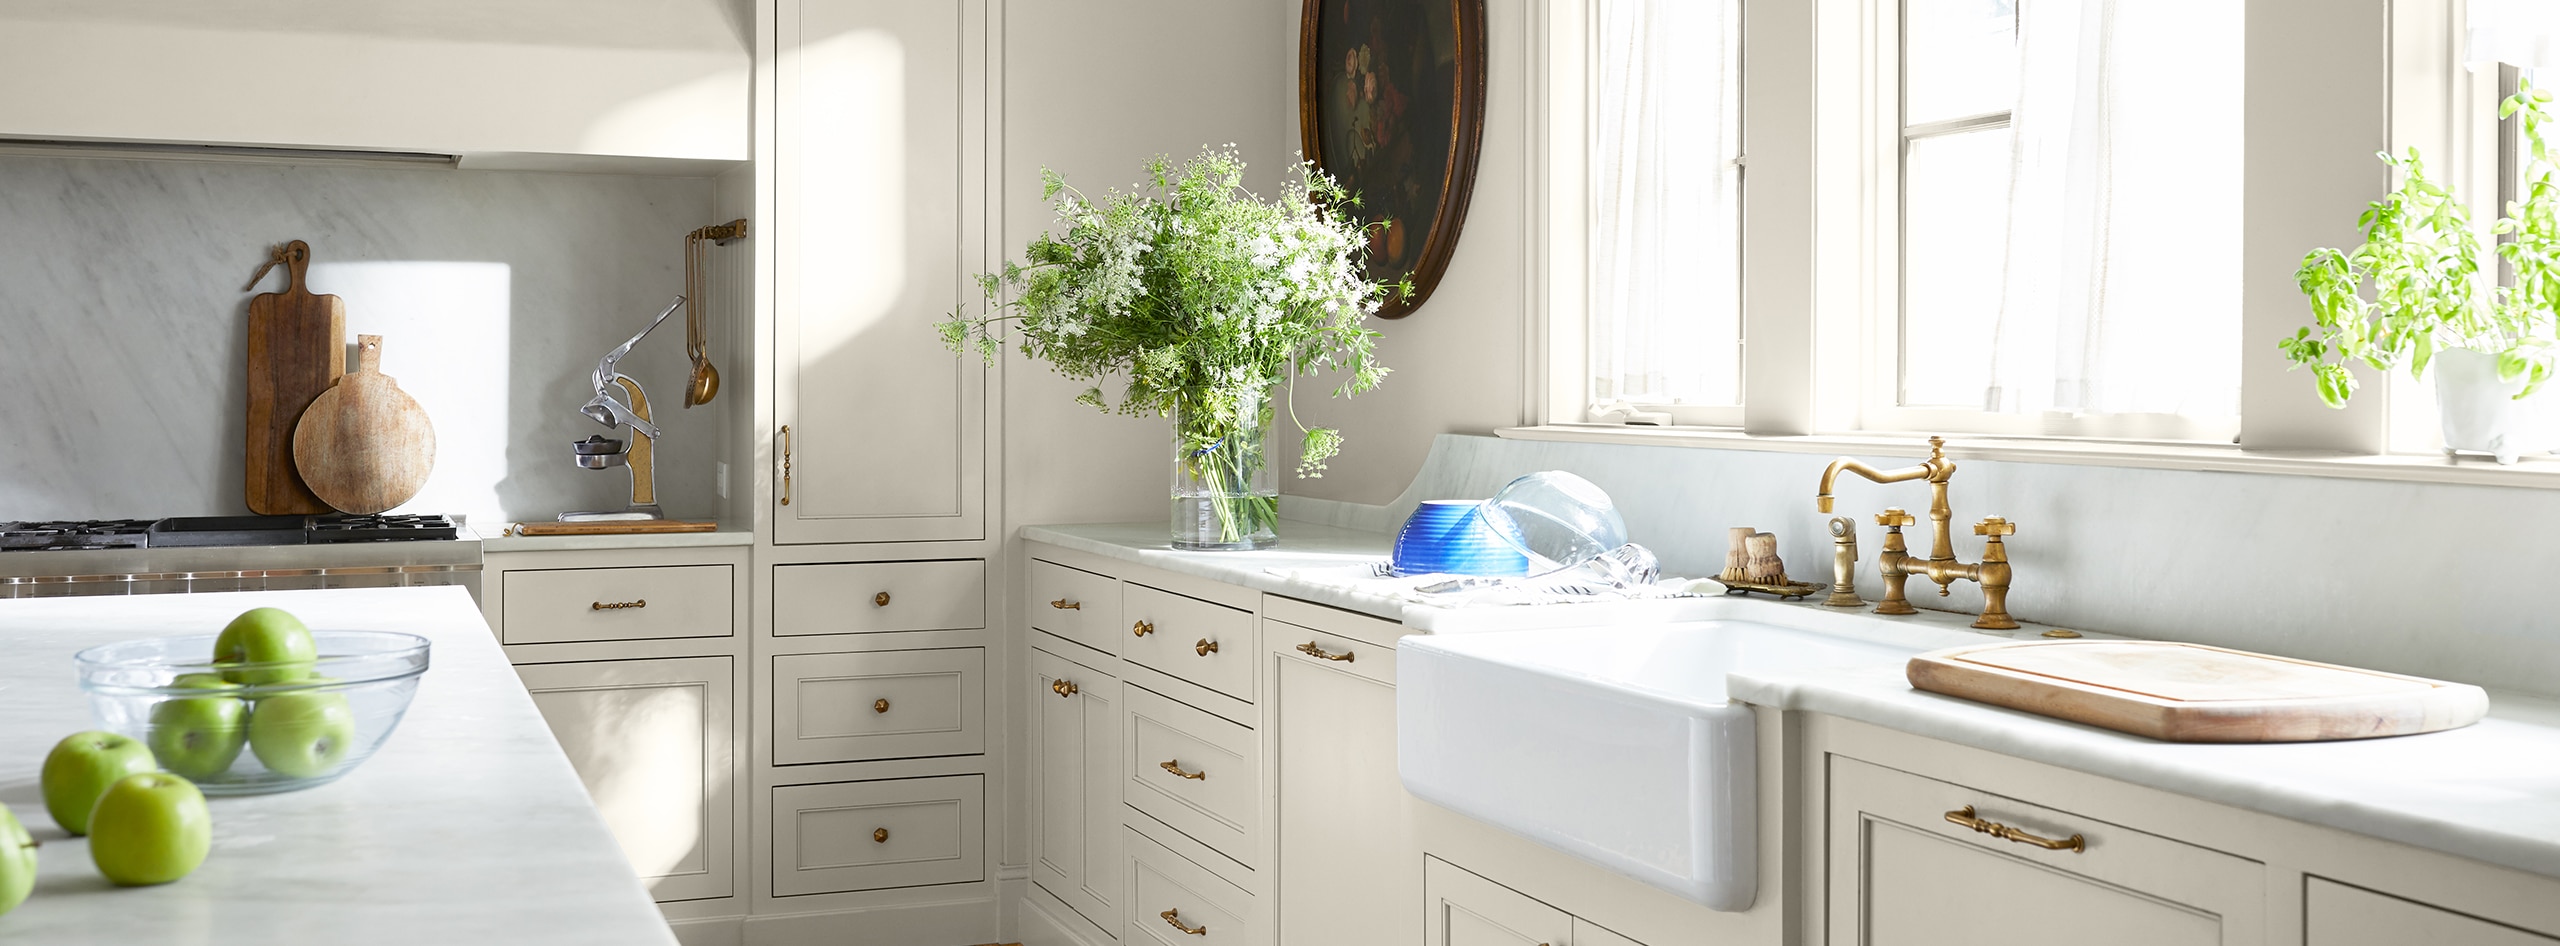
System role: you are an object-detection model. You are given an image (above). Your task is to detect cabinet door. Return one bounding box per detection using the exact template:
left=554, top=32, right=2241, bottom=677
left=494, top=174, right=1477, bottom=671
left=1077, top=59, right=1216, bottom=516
left=772, top=0, right=987, bottom=544
left=1271, top=623, right=1411, bottom=946
left=1424, top=857, right=1574, bottom=946
left=1827, top=757, right=2262, bottom=946
left=516, top=656, right=735, bottom=903
left=2307, top=878, right=2560, bottom=945
left=1032, top=647, right=1121, bottom=931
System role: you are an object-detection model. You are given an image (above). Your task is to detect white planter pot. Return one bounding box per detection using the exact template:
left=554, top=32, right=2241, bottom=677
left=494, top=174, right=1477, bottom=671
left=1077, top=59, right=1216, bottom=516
left=2432, top=347, right=2552, bottom=464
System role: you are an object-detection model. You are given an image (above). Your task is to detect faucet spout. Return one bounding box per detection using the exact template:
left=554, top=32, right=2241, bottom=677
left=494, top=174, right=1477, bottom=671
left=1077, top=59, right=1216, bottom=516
left=1815, top=456, right=1930, bottom=514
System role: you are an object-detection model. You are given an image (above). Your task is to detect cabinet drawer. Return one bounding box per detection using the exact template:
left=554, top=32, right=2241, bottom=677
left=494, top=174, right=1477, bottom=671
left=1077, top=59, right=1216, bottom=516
left=500, top=565, right=733, bottom=645
left=773, top=648, right=983, bottom=764
left=772, top=775, right=984, bottom=896
left=1270, top=621, right=1398, bottom=688
left=2308, top=879, right=2560, bottom=945
left=1124, top=583, right=1253, bottom=701
left=773, top=560, right=984, bottom=637
left=1125, top=684, right=1259, bottom=867
left=1030, top=559, right=1122, bottom=655
left=1126, top=827, right=1260, bottom=946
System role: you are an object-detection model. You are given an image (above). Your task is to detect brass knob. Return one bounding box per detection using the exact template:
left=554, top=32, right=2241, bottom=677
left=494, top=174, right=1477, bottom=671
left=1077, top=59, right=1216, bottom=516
left=1876, top=507, right=1917, bottom=528
left=873, top=698, right=890, bottom=714
left=1052, top=679, right=1080, bottom=697
left=1195, top=638, right=1219, bottom=657
left=1974, top=516, right=2016, bottom=538
left=873, top=827, right=888, bottom=843
left=1133, top=620, right=1154, bottom=637
left=873, top=592, right=891, bottom=607
left=1050, top=598, right=1080, bottom=610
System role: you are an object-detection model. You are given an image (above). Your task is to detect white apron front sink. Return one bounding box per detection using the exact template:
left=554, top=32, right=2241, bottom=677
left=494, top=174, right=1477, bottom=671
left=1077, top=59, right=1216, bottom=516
left=1397, top=619, right=1917, bottom=911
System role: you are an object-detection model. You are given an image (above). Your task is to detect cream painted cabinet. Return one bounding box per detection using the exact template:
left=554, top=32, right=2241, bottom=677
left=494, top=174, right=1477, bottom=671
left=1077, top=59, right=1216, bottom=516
left=1268, top=615, right=1414, bottom=946
left=2306, top=879, right=2560, bottom=945
left=1033, top=645, right=1123, bottom=932
left=516, top=656, right=738, bottom=903
left=771, top=0, right=988, bottom=544
left=1425, top=856, right=1651, bottom=946
left=1826, top=756, right=2264, bottom=946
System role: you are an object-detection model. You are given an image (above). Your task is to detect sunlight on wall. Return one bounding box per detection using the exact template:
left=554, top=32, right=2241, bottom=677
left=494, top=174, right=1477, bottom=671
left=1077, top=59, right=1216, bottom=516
left=797, top=28, right=907, bottom=356
left=580, top=64, right=752, bottom=159
left=305, top=261, right=511, bottom=523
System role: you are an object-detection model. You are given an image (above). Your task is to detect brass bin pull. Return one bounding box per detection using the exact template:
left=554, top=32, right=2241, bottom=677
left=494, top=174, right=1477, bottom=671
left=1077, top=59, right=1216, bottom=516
left=778, top=425, right=793, bottom=506
left=873, top=591, right=891, bottom=607
left=1051, top=598, right=1080, bottom=610
left=1052, top=679, right=1079, bottom=697
left=1159, top=760, right=1205, bottom=781
left=1295, top=641, right=1353, bottom=662
left=873, top=698, right=890, bottom=714
left=872, top=827, right=888, bottom=843
left=1160, top=909, right=1207, bottom=936
left=1195, top=638, right=1219, bottom=656
left=1133, top=620, right=1155, bottom=637
left=1944, top=805, right=2084, bottom=853
left=592, top=599, right=646, bottom=611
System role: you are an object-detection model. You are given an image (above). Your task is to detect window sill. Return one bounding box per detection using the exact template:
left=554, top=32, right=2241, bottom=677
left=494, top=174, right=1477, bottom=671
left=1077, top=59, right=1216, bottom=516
left=1495, top=424, right=2560, bottom=490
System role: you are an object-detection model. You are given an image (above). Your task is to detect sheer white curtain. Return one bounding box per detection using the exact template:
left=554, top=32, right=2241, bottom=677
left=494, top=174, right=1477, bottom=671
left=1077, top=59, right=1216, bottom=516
left=2471, top=0, right=2560, bottom=70
left=1983, top=0, right=2243, bottom=419
left=1586, top=0, right=1743, bottom=413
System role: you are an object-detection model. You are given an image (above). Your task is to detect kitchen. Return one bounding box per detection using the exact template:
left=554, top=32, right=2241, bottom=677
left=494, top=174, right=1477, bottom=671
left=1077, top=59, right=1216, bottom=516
left=4, top=1, right=2560, bottom=946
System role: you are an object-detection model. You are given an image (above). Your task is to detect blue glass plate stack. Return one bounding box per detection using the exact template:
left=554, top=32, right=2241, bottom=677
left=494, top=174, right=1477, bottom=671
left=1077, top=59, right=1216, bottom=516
left=1389, top=500, right=1531, bottom=578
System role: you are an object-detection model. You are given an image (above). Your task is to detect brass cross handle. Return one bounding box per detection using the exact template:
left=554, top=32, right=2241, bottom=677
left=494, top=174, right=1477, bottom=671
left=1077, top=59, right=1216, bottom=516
left=873, top=592, right=891, bottom=607
left=1195, top=638, right=1219, bottom=657
left=1876, top=507, right=1916, bottom=528
left=1160, top=759, right=1205, bottom=780
left=873, top=698, right=890, bottom=714
left=1050, top=598, right=1080, bottom=610
left=873, top=828, right=889, bottom=843
left=1944, top=806, right=2083, bottom=853
left=1974, top=516, right=2016, bottom=538
left=1052, top=679, right=1080, bottom=697
left=1160, top=909, right=1207, bottom=936
left=1133, top=620, right=1155, bottom=637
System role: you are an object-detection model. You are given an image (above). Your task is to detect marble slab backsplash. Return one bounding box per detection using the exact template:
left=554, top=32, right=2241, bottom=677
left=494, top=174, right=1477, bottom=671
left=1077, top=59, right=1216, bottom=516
left=0, top=153, right=737, bottom=525
left=1285, top=434, right=2560, bottom=698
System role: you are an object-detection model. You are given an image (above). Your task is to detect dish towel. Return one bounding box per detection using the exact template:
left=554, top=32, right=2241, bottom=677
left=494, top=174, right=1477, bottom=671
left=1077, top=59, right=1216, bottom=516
left=1265, top=562, right=1714, bottom=609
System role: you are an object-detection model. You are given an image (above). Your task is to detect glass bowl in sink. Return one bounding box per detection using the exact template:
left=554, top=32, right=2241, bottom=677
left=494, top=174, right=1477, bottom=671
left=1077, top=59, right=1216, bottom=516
left=75, top=631, right=431, bottom=795
left=1475, top=471, right=1630, bottom=575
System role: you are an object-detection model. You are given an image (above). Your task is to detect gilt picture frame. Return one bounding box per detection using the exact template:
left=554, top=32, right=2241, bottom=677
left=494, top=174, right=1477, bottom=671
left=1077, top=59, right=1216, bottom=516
left=1299, top=0, right=1487, bottom=320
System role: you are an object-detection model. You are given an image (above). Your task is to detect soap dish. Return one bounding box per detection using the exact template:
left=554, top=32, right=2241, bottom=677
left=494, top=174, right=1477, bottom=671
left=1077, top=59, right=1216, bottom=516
left=1703, top=577, right=1828, bottom=601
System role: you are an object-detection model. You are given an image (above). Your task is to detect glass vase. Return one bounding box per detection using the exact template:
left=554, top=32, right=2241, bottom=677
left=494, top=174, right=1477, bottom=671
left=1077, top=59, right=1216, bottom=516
left=1170, top=383, right=1279, bottom=551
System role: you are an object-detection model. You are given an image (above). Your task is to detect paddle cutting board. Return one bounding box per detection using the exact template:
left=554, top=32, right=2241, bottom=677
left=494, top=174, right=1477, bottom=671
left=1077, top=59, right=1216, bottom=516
left=244, top=240, right=345, bottom=515
left=293, top=335, right=435, bottom=515
left=1907, top=639, right=2489, bottom=742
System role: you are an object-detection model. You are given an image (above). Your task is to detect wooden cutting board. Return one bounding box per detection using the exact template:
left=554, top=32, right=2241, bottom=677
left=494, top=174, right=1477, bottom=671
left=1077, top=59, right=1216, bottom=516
left=292, top=335, right=435, bottom=515
left=1907, top=639, right=2489, bottom=743
left=244, top=240, right=345, bottom=515
left=511, top=520, right=720, bottom=536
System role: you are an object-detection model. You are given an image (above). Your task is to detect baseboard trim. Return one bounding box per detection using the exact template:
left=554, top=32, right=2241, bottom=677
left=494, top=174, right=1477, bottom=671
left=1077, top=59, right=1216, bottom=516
left=670, top=914, right=746, bottom=946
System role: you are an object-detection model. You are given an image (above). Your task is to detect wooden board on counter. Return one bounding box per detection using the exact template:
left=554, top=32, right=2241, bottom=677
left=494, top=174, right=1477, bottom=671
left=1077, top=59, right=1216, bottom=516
left=1906, top=639, right=2490, bottom=743
left=294, top=335, right=435, bottom=514
left=512, top=520, right=719, bottom=536
left=244, top=239, right=344, bottom=515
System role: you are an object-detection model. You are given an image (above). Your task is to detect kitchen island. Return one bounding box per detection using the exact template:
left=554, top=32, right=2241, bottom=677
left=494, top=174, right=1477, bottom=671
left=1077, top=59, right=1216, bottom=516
left=0, top=586, right=673, bottom=945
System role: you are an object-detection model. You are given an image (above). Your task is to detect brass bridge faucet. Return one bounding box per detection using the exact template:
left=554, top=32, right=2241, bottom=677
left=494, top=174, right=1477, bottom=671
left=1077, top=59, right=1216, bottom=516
left=1814, top=436, right=2019, bottom=630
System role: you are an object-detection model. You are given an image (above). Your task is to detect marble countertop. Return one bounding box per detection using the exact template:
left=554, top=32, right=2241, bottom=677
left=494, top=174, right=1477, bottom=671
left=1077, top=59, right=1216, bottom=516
left=1731, top=663, right=2560, bottom=881
left=476, top=524, right=753, bottom=553
left=0, top=587, right=672, bottom=945
left=1022, top=518, right=1418, bottom=615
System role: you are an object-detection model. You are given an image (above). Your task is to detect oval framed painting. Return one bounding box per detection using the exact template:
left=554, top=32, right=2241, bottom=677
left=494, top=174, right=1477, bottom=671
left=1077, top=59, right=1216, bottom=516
left=1299, top=0, right=1488, bottom=320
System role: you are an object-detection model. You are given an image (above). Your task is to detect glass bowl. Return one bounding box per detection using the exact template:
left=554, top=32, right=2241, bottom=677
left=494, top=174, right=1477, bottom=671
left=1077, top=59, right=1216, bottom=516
left=75, top=631, right=431, bottom=796
left=1475, top=471, right=1629, bottom=575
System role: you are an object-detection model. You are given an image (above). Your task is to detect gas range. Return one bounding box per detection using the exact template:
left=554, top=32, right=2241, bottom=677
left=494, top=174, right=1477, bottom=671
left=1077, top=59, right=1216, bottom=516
left=0, top=514, right=479, bottom=598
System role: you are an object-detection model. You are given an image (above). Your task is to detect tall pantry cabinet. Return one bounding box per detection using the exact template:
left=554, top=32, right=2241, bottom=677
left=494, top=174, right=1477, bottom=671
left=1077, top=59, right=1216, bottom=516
left=752, top=0, right=1005, bottom=942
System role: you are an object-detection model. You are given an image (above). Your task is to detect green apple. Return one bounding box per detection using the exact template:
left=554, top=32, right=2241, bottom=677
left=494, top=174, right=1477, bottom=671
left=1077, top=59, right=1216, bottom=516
left=148, top=674, right=248, bottom=781
left=40, top=730, right=156, bottom=836
left=248, top=689, right=356, bottom=778
left=212, top=607, right=317, bottom=685
left=86, top=772, right=210, bottom=886
left=0, top=806, right=36, bottom=916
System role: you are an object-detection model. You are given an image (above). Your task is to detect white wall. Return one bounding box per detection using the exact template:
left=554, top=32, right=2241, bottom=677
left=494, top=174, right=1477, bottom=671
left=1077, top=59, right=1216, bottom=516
left=0, top=154, right=735, bottom=525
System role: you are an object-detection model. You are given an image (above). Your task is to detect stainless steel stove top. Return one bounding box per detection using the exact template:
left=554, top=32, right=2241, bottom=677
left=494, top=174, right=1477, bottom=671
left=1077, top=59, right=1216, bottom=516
left=0, top=515, right=480, bottom=598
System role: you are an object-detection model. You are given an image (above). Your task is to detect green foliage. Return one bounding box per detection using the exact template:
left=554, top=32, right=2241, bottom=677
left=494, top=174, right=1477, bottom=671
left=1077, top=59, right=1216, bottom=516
left=2284, top=79, right=2560, bottom=406
left=940, top=146, right=1400, bottom=479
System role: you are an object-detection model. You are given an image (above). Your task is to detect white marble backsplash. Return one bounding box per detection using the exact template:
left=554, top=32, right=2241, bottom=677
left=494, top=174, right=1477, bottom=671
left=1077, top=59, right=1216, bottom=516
left=0, top=153, right=737, bottom=524
left=1286, top=434, right=2560, bottom=698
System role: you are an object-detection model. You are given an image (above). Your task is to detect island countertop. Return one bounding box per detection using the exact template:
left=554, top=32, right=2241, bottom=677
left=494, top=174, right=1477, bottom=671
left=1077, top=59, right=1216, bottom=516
left=0, top=586, right=672, bottom=945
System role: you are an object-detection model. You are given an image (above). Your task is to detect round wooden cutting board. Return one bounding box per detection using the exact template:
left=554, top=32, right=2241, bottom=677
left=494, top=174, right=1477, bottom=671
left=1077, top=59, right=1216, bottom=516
left=293, top=335, right=435, bottom=515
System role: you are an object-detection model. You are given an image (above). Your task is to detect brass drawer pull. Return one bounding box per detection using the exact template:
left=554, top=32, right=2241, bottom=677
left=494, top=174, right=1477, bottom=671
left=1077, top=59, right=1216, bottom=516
left=873, top=698, right=890, bottom=714
left=873, top=827, right=888, bottom=843
left=1295, top=641, right=1353, bottom=662
left=1051, top=598, right=1080, bottom=610
left=1944, top=806, right=2084, bottom=853
left=1052, top=679, right=1080, bottom=697
left=1133, top=620, right=1154, bottom=637
left=592, top=599, right=646, bottom=611
left=873, top=591, right=891, bottom=607
left=1160, top=909, right=1207, bottom=936
left=1159, top=759, right=1205, bottom=781
left=1195, top=638, right=1219, bottom=656
left=778, top=424, right=792, bottom=506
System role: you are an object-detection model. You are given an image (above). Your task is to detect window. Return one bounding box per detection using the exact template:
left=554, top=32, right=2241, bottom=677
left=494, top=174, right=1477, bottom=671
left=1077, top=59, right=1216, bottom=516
left=1581, top=0, right=1743, bottom=423
left=1886, top=0, right=2245, bottom=440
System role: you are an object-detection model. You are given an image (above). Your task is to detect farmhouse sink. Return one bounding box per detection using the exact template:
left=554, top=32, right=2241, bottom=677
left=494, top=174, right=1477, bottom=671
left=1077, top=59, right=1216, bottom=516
left=1397, top=618, right=1920, bottom=911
